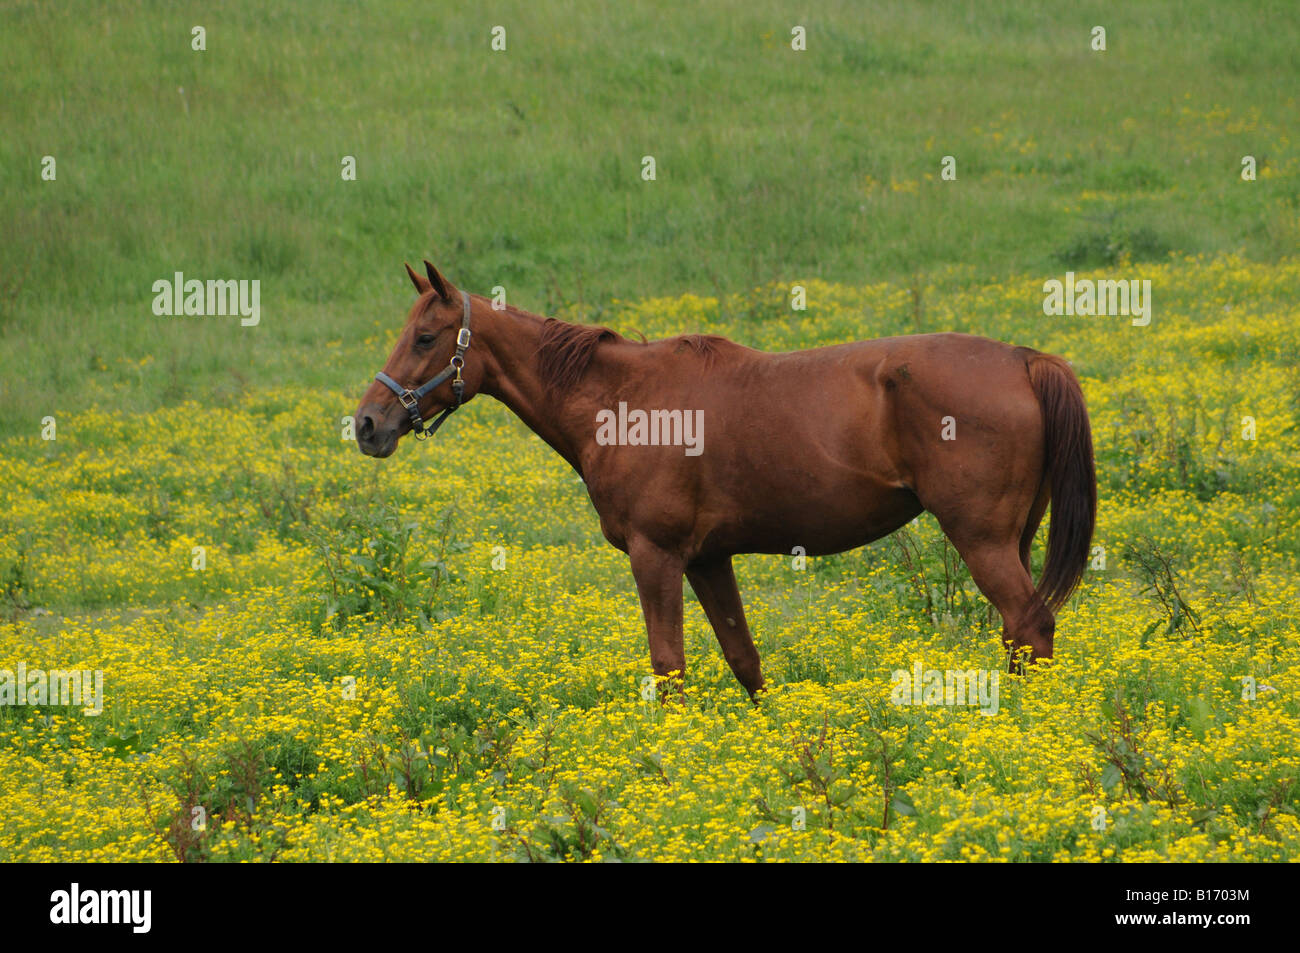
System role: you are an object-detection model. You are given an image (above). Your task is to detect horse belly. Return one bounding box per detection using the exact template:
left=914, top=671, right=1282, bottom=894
left=701, top=480, right=922, bottom=557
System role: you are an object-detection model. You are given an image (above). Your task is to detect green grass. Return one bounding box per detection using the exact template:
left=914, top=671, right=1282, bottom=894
left=2, top=0, right=1298, bottom=436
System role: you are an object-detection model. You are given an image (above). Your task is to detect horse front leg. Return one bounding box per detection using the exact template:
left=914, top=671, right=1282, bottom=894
left=686, top=555, right=765, bottom=700
left=628, top=536, right=687, bottom=698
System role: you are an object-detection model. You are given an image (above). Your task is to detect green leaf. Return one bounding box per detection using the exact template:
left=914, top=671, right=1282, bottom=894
left=892, top=790, right=918, bottom=817
left=104, top=732, right=140, bottom=759
left=830, top=783, right=857, bottom=806
left=1139, top=618, right=1161, bottom=648
left=1189, top=807, right=1217, bottom=827
left=634, top=752, right=665, bottom=779
left=1100, top=763, right=1123, bottom=792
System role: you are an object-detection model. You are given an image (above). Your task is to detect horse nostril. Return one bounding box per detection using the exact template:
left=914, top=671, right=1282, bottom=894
left=358, top=414, right=375, bottom=440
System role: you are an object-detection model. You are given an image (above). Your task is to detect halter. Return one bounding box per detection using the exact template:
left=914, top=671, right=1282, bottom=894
left=374, top=291, right=473, bottom=440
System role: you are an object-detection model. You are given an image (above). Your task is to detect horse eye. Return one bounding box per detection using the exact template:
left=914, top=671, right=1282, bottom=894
left=416, top=333, right=436, bottom=348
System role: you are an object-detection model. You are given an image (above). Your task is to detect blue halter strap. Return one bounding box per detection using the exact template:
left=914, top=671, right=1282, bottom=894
left=374, top=291, right=473, bottom=440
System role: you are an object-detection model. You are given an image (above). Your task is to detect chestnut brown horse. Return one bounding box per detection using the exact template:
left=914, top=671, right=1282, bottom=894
left=355, top=262, right=1096, bottom=697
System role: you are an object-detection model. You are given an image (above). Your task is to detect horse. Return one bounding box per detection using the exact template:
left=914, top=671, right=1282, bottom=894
left=355, top=261, right=1096, bottom=698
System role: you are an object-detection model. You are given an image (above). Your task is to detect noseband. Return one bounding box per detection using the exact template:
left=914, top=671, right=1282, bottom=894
left=374, top=292, right=473, bottom=440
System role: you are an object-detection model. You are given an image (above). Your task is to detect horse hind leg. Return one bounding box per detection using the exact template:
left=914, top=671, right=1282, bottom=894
left=946, top=534, right=1055, bottom=674
left=1019, top=479, right=1051, bottom=577
left=1006, top=482, right=1054, bottom=671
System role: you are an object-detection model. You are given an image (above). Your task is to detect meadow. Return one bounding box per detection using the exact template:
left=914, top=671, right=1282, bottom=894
left=1, top=1, right=1298, bottom=861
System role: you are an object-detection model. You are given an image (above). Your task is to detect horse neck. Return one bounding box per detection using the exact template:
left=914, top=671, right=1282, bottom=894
left=476, top=306, right=592, bottom=473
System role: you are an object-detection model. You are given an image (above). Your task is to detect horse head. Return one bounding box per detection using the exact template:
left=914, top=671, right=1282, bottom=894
left=355, top=261, right=484, bottom=457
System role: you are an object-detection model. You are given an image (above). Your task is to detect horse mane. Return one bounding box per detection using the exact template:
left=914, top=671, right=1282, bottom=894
left=536, top=318, right=729, bottom=391
left=537, top=319, right=624, bottom=391
left=675, top=334, right=725, bottom=362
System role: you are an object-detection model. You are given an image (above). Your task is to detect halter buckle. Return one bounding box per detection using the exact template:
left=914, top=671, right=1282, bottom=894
left=456, top=328, right=472, bottom=349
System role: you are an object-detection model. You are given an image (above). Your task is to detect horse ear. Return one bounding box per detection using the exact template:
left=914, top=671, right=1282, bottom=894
left=423, top=260, right=454, bottom=302
left=405, top=262, right=431, bottom=294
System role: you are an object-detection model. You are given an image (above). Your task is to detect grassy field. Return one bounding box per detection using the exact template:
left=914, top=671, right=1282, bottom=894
left=1, top=1, right=1298, bottom=861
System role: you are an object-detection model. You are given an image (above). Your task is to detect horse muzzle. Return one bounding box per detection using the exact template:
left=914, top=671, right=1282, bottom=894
left=355, top=403, right=402, bottom=457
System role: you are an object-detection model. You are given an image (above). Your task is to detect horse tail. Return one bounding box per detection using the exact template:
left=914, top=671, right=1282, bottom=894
left=1027, top=352, right=1096, bottom=614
